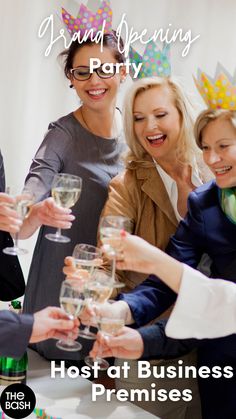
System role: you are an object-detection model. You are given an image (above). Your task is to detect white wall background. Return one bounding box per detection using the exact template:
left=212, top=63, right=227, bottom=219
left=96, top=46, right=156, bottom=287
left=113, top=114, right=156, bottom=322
left=0, top=0, right=236, bottom=278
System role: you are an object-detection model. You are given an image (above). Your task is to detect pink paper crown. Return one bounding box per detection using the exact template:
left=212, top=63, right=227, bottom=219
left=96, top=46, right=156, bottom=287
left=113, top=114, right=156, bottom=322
left=61, top=0, right=112, bottom=37
left=129, top=41, right=171, bottom=80
left=194, top=64, right=236, bottom=110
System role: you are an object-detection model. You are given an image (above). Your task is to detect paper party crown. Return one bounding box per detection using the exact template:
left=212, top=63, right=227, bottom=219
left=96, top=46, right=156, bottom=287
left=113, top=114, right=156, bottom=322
left=61, top=0, right=112, bottom=37
left=129, top=41, right=171, bottom=80
left=194, top=64, right=236, bottom=110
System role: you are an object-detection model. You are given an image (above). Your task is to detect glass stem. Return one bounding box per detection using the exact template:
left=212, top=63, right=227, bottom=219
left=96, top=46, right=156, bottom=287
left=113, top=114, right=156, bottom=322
left=96, top=340, right=103, bottom=361
left=56, top=228, right=62, bottom=237
left=14, top=232, right=19, bottom=249
left=83, top=325, right=90, bottom=333
left=67, top=315, right=75, bottom=344
left=83, top=304, right=92, bottom=333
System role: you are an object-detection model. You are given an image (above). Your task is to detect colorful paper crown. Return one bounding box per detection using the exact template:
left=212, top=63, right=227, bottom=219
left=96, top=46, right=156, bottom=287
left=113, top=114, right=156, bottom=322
left=62, top=0, right=112, bottom=37
left=194, top=64, right=236, bottom=110
left=129, top=41, right=171, bottom=80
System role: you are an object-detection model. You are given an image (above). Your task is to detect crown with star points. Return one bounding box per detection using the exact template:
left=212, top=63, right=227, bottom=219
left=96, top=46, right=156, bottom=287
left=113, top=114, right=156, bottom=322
left=129, top=41, right=171, bottom=80
left=194, top=64, right=236, bottom=110
left=61, top=0, right=112, bottom=37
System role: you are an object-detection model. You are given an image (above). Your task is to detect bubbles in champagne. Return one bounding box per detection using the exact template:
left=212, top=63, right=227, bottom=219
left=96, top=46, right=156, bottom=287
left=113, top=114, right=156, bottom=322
left=85, top=284, right=112, bottom=304
left=52, top=187, right=81, bottom=208
left=74, top=259, right=96, bottom=271
left=100, top=227, right=121, bottom=239
left=98, top=318, right=125, bottom=336
left=60, top=297, right=84, bottom=317
left=15, top=199, right=33, bottom=219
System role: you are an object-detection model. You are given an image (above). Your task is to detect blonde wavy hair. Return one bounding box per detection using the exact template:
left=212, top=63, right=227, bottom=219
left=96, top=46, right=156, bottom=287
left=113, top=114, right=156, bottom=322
left=194, top=108, right=236, bottom=148
left=123, top=77, right=201, bottom=166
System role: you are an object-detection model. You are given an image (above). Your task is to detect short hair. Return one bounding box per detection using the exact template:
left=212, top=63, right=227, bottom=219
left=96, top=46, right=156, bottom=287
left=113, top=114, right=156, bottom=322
left=123, top=76, right=200, bottom=165
left=194, top=108, right=236, bottom=149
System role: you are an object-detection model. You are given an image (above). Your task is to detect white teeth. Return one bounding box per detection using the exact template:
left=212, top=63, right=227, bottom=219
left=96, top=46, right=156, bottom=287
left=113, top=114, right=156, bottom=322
left=214, top=166, right=232, bottom=174
left=146, top=134, right=164, bottom=140
left=88, top=89, right=105, bottom=96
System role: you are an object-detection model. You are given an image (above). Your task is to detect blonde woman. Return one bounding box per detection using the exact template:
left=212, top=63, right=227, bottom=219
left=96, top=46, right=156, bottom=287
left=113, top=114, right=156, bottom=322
left=97, top=77, right=211, bottom=419
left=95, top=108, right=236, bottom=419
left=100, top=77, right=211, bottom=291
left=64, top=77, right=211, bottom=418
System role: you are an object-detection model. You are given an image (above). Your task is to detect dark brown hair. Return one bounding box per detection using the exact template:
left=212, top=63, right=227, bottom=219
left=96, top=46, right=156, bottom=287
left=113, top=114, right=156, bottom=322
left=60, top=31, right=125, bottom=79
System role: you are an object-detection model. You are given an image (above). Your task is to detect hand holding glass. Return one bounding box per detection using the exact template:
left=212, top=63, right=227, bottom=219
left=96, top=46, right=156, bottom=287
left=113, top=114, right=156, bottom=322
left=3, top=189, right=34, bottom=256
left=72, top=243, right=103, bottom=339
left=56, top=279, right=84, bottom=352
left=85, top=300, right=125, bottom=370
left=45, top=173, right=82, bottom=243
left=100, top=215, right=132, bottom=287
left=81, top=269, right=113, bottom=342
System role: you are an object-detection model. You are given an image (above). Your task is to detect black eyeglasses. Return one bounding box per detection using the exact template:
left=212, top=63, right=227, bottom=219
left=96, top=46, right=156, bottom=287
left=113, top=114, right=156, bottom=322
left=70, top=65, right=116, bottom=81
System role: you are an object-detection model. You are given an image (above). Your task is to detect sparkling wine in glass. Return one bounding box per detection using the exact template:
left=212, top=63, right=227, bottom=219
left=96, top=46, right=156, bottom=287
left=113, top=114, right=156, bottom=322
left=100, top=215, right=132, bottom=288
left=73, top=244, right=103, bottom=276
left=85, top=300, right=124, bottom=370
left=81, top=270, right=113, bottom=341
left=98, top=317, right=125, bottom=337
left=45, top=173, right=82, bottom=243
left=72, top=244, right=103, bottom=340
left=56, top=280, right=85, bottom=352
left=3, top=189, right=34, bottom=256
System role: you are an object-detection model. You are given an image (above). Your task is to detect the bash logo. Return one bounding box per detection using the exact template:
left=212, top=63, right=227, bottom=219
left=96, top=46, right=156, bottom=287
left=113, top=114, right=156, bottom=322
left=0, top=384, right=36, bottom=419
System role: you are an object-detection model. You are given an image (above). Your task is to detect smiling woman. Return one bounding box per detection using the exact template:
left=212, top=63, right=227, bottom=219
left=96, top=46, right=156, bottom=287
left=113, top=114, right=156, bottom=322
left=22, top=32, right=126, bottom=363
left=112, top=107, right=236, bottom=418
left=195, top=109, right=236, bottom=188
left=133, top=85, right=182, bottom=162
left=195, top=108, right=236, bottom=223
left=95, top=76, right=212, bottom=418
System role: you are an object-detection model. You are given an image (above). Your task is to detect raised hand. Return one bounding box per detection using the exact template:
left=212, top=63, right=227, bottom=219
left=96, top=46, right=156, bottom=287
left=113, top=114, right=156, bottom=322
left=102, top=232, right=158, bottom=274
left=0, top=193, right=22, bottom=234
left=89, top=326, right=144, bottom=360
left=30, top=306, right=79, bottom=343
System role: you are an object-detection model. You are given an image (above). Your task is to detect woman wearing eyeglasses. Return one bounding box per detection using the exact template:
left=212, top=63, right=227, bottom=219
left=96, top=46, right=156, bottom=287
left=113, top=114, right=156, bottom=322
left=23, top=33, right=126, bottom=361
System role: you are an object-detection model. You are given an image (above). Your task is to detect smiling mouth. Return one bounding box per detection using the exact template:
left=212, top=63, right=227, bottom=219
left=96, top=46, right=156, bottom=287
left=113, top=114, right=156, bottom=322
left=87, top=89, right=107, bottom=99
left=146, top=134, right=167, bottom=146
left=214, top=166, right=232, bottom=175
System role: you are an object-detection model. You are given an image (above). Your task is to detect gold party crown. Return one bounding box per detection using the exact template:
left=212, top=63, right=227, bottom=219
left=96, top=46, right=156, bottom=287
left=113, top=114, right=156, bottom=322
left=194, top=64, right=236, bottom=110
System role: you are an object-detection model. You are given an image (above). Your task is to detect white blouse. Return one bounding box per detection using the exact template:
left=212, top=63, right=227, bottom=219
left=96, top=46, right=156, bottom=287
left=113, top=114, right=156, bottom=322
left=166, top=264, right=236, bottom=339
left=153, top=159, right=203, bottom=222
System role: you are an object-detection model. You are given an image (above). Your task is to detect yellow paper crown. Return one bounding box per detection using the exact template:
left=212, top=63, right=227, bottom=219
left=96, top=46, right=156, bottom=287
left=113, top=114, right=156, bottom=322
left=194, top=64, right=236, bottom=110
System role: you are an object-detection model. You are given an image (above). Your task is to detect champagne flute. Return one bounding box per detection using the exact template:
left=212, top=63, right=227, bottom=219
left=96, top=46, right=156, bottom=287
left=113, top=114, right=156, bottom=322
left=3, top=189, right=34, bottom=256
left=82, top=269, right=114, bottom=341
left=100, top=215, right=132, bottom=288
left=56, top=279, right=84, bottom=352
left=45, top=173, right=82, bottom=243
left=85, top=300, right=125, bottom=370
left=72, top=244, right=103, bottom=340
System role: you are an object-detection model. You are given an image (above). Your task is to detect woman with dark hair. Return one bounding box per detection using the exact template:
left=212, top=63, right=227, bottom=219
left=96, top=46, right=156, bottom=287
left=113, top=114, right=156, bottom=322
left=23, top=32, right=126, bottom=361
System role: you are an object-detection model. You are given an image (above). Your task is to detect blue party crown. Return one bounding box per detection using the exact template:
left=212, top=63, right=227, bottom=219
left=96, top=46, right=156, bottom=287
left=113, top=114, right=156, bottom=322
left=129, top=41, right=171, bottom=80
